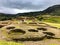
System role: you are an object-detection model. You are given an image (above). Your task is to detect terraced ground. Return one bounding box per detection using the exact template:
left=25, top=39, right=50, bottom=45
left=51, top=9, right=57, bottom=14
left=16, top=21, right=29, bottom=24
left=0, top=21, right=60, bottom=45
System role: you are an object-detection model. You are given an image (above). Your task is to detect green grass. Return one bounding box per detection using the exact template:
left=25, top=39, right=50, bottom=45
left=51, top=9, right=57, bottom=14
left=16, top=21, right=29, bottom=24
left=0, top=40, right=24, bottom=45
left=43, top=16, right=60, bottom=23
left=49, top=43, right=59, bottom=45
left=44, top=22, right=60, bottom=28
left=42, top=16, right=60, bottom=28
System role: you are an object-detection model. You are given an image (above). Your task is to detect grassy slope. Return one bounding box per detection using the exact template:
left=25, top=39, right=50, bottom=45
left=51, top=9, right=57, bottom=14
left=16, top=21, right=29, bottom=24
left=44, top=22, right=60, bottom=28
left=42, top=16, right=60, bottom=28
left=44, top=16, right=60, bottom=23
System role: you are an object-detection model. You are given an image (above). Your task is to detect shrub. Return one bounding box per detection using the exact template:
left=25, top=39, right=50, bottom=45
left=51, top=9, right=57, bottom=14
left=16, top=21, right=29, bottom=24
left=6, top=27, right=15, bottom=29
left=28, top=29, right=38, bottom=32
left=37, top=28, right=47, bottom=31
left=43, top=32, right=55, bottom=36
left=9, top=29, right=26, bottom=34
left=0, top=25, right=4, bottom=28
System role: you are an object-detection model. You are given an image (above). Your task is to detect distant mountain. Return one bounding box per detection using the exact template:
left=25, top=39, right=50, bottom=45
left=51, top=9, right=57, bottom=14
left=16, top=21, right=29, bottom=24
left=16, top=5, right=60, bottom=16
left=16, top=11, right=43, bottom=16
left=0, top=5, right=60, bottom=21
left=42, top=5, right=60, bottom=15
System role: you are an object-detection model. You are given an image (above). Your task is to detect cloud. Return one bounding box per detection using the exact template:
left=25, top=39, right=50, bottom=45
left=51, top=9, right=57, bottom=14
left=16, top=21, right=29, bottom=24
left=0, top=7, right=37, bottom=14
left=0, top=0, right=60, bottom=14
left=0, top=7, right=17, bottom=14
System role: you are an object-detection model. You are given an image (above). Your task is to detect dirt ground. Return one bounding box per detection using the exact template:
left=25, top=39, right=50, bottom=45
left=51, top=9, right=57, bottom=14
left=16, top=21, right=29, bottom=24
left=23, top=39, right=60, bottom=45
left=0, top=22, right=60, bottom=45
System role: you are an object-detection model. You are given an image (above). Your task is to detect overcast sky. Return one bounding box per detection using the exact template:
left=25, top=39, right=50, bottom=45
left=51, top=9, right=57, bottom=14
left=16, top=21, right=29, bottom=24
left=0, top=0, right=60, bottom=14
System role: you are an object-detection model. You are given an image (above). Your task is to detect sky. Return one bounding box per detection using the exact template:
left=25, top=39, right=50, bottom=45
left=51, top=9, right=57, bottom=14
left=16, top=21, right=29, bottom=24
left=0, top=0, right=60, bottom=14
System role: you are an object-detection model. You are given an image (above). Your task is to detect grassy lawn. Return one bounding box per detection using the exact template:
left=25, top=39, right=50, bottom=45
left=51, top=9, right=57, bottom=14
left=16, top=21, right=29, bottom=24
left=0, top=40, right=24, bottom=45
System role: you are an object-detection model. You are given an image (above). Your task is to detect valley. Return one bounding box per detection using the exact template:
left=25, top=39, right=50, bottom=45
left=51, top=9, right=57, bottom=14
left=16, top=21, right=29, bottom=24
left=0, top=5, right=60, bottom=45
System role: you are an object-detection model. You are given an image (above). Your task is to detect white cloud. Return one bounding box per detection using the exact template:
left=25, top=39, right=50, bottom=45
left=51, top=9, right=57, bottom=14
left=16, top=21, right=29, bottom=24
left=14, top=9, right=36, bottom=13
left=0, top=0, right=60, bottom=14
left=0, top=7, right=38, bottom=14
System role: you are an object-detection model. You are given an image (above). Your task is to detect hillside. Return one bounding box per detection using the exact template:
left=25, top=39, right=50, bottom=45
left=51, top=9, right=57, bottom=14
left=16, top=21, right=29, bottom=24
left=16, top=5, right=60, bottom=16
left=43, top=5, right=60, bottom=15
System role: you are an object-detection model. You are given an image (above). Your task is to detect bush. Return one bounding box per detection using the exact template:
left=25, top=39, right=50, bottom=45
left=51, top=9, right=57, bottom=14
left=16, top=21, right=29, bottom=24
left=0, top=25, right=4, bottom=28
left=6, top=27, right=15, bottom=29
left=43, top=32, right=55, bottom=36
left=9, top=29, right=26, bottom=34
left=37, top=28, right=47, bottom=31
left=28, top=29, right=38, bottom=32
